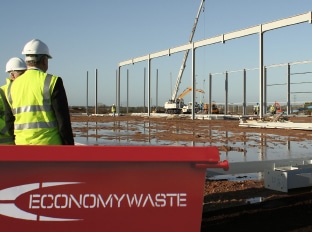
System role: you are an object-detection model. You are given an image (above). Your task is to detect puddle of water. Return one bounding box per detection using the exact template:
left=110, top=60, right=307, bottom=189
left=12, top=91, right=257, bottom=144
left=73, top=120, right=312, bottom=182
left=245, top=197, right=265, bottom=204
left=72, top=121, right=312, bottom=163
left=208, top=172, right=263, bottom=181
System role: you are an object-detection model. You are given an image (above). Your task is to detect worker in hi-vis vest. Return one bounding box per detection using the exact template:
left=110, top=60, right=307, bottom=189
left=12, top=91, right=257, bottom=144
left=111, top=104, right=116, bottom=117
left=0, top=57, right=27, bottom=144
left=8, top=39, right=74, bottom=145
left=269, top=105, right=276, bottom=115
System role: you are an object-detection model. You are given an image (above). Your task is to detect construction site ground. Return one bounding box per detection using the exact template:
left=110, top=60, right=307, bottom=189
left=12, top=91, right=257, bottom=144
left=71, top=114, right=312, bottom=232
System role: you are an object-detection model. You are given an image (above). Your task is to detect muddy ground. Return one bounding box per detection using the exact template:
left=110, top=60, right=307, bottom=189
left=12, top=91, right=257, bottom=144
left=71, top=114, right=312, bottom=231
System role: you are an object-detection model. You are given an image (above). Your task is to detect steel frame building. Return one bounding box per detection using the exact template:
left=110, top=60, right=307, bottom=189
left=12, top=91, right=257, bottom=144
left=118, top=11, right=312, bottom=118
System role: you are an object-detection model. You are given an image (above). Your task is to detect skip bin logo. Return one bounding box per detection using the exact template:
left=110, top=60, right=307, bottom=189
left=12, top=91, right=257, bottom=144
left=0, top=182, right=187, bottom=222
left=0, top=182, right=82, bottom=221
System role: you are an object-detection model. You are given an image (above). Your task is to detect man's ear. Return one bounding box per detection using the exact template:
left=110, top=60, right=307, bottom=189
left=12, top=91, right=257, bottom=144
left=10, top=72, right=15, bottom=79
left=43, top=56, right=49, bottom=65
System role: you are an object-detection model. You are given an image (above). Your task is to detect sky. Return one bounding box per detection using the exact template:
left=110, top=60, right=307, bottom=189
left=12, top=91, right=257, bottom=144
left=0, top=0, right=311, bottom=107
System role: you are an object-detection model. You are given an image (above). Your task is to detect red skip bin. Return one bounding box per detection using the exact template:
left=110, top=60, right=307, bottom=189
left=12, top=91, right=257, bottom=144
left=0, top=145, right=228, bottom=232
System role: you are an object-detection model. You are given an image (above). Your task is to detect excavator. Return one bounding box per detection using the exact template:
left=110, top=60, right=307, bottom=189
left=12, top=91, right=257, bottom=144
left=164, top=0, right=205, bottom=114
left=177, top=88, right=205, bottom=114
left=163, top=87, right=205, bottom=114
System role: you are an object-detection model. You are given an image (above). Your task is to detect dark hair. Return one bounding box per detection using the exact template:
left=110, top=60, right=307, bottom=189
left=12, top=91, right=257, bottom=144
left=25, top=55, right=46, bottom=65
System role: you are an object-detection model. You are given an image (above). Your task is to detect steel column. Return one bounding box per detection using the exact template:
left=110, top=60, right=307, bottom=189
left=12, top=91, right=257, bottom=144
left=191, top=43, right=196, bottom=119
left=224, top=72, right=228, bottom=115
left=259, top=26, right=264, bottom=117
left=95, top=69, right=98, bottom=114
left=147, top=56, right=151, bottom=116
left=243, top=69, right=246, bottom=115
left=287, top=63, right=291, bottom=114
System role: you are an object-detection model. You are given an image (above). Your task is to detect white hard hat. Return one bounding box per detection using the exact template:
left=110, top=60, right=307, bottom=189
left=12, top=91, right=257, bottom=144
left=5, top=57, right=27, bottom=73
left=22, top=39, right=52, bottom=60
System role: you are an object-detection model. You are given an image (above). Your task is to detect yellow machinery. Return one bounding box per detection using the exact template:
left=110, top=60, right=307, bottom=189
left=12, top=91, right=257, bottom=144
left=177, top=87, right=205, bottom=99
left=203, top=103, right=219, bottom=114
left=179, top=88, right=205, bottom=114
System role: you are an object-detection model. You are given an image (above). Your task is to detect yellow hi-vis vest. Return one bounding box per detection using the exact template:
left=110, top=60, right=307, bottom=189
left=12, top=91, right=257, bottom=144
left=111, top=105, right=116, bottom=113
left=8, top=69, right=62, bottom=145
left=0, top=87, right=14, bottom=144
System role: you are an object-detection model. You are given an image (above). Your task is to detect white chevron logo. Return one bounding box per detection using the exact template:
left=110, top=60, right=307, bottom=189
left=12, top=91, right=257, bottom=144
left=0, top=182, right=82, bottom=221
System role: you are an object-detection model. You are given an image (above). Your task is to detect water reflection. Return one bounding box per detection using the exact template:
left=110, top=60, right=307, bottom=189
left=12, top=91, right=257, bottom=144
left=72, top=121, right=312, bottom=163
left=245, top=197, right=264, bottom=204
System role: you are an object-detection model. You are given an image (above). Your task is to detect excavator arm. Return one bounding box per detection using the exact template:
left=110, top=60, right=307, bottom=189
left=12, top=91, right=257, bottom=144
left=177, top=88, right=192, bottom=99
left=177, top=87, right=205, bottom=99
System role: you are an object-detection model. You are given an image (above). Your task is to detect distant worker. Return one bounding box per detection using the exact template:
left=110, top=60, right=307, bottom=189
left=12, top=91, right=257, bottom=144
left=254, top=103, right=259, bottom=115
left=111, top=104, right=116, bottom=117
left=269, top=105, right=276, bottom=115
left=199, top=102, right=203, bottom=111
left=0, top=57, right=27, bottom=144
left=8, top=39, right=74, bottom=145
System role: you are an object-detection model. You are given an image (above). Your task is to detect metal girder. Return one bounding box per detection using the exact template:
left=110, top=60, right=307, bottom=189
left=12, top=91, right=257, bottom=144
left=118, top=11, right=312, bottom=67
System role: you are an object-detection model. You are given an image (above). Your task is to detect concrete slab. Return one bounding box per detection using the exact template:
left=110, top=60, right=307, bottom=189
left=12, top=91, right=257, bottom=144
left=239, top=121, right=312, bottom=130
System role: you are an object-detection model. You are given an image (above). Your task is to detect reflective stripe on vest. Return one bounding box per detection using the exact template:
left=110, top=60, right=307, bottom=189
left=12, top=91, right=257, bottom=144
left=7, top=81, right=12, bottom=107
left=13, top=104, right=52, bottom=115
left=15, top=121, right=58, bottom=130
left=0, top=88, right=14, bottom=144
left=0, top=123, right=7, bottom=134
left=0, top=137, right=14, bottom=143
left=0, top=88, right=10, bottom=135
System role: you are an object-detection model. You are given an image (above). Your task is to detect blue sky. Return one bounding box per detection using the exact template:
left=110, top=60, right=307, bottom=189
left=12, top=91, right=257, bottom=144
left=0, top=0, right=311, bottom=107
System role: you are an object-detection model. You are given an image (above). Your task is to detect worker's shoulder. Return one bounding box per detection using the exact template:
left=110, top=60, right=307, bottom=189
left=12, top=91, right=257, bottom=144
left=46, top=72, right=61, bottom=78
left=46, top=73, right=63, bottom=84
